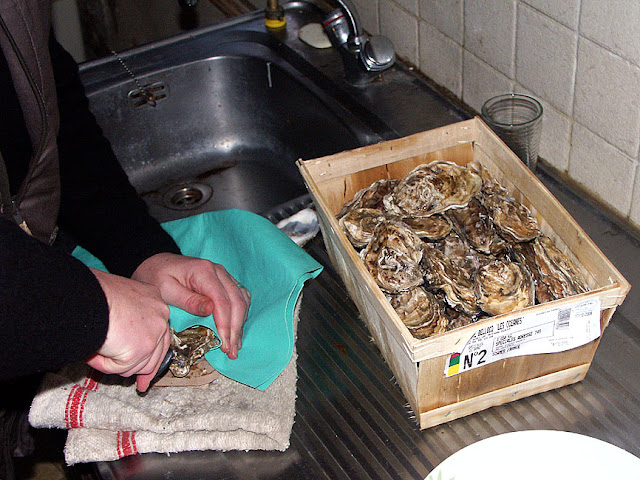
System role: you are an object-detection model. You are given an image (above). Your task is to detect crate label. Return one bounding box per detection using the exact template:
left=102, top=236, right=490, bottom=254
left=444, top=298, right=601, bottom=377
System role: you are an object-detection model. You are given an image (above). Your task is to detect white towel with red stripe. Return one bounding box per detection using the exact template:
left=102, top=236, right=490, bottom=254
left=28, top=308, right=300, bottom=465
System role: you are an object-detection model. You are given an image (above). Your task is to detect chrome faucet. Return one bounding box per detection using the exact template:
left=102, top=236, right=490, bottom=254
left=270, top=1, right=396, bottom=84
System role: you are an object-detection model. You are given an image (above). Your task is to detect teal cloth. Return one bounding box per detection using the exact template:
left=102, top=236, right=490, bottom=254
left=73, top=209, right=323, bottom=390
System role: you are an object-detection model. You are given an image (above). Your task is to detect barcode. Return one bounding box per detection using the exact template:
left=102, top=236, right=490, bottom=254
left=557, top=308, right=571, bottom=329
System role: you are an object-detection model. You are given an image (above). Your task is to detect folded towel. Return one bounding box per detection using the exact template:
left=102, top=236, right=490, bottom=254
left=29, top=300, right=302, bottom=465
left=72, top=209, right=323, bottom=390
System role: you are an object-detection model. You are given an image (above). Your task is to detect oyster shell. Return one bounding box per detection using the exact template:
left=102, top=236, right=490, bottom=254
left=339, top=207, right=389, bottom=248
left=169, top=326, right=221, bottom=378
left=422, top=242, right=480, bottom=316
left=402, top=214, right=452, bottom=240
left=480, top=190, right=540, bottom=242
left=447, top=198, right=506, bottom=255
left=468, top=160, right=509, bottom=197
left=525, top=236, right=589, bottom=300
left=387, top=287, right=448, bottom=338
left=383, top=161, right=482, bottom=217
left=444, top=306, right=478, bottom=332
left=537, top=236, right=589, bottom=294
left=360, top=220, right=424, bottom=292
left=474, top=259, right=535, bottom=316
left=511, top=240, right=556, bottom=304
left=338, top=178, right=398, bottom=218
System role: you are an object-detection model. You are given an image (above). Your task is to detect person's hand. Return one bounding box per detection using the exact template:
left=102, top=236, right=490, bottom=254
left=132, top=253, right=251, bottom=360
left=86, top=268, right=172, bottom=392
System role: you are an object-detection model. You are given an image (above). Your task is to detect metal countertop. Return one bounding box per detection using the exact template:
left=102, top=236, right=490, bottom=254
left=94, top=5, right=639, bottom=479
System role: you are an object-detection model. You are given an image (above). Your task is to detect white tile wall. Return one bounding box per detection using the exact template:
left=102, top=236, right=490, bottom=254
left=380, top=0, right=419, bottom=65
left=352, top=0, right=380, bottom=35
left=521, top=0, right=580, bottom=29
left=515, top=5, right=577, bottom=115
left=419, top=22, right=463, bottom=97
left=354, top=0, right=640, bottom=233
left=574, top=38, right=640, bottom=157
left=569, top=124, right=635, bottom=215
left=419, top=0, right=463, bottom=44
left=464, top=0, right=516, bottom=78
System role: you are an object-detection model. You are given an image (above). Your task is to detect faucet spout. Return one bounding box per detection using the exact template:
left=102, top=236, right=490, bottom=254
left=332, top=0, right=362, bottom=39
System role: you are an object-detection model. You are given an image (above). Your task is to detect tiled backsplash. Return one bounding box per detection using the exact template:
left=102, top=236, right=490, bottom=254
left=353, top=0, right=640, bottom=233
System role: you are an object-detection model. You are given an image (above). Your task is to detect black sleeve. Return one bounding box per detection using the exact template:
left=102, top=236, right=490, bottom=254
left=50, top=35, right=181, bottom=278
left=0, top=219, right=109, bottom=380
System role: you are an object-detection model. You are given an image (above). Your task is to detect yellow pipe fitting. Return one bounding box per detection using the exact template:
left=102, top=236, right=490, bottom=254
left=265, top=0, right=286, bottom=29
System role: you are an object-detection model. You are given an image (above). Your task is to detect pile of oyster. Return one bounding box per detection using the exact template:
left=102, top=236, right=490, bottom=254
left=338, top=160, right=590, bottom=339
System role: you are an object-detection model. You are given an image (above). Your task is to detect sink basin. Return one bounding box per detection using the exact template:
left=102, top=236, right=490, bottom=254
left=80, top=23, right=386, bottom=222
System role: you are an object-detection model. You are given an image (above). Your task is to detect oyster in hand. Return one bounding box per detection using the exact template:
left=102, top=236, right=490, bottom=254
left=361, top=220, right=424, bottom=293
left=169, top=326, right=222, bottom=378
left=474, top=259, right=534, bottom=316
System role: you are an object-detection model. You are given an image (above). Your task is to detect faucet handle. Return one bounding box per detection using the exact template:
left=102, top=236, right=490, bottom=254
left=360, top=35, right=396, bottom=72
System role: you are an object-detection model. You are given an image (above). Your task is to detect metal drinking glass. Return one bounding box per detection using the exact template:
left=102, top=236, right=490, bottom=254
left=481, top=93, right=543, bottom=171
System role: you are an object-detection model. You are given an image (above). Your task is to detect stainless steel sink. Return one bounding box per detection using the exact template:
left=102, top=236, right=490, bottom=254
left=80, top=20, right=388, bottom=222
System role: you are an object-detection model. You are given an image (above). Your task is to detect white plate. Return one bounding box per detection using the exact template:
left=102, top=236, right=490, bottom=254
left=426, top=430, right=640, bottom=480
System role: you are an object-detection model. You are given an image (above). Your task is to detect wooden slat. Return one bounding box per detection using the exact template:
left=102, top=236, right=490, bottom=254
left=418, top=364, right=590, bottom=429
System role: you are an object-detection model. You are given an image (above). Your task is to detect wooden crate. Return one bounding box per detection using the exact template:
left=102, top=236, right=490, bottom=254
left=297, top=118, right=630, bottom=429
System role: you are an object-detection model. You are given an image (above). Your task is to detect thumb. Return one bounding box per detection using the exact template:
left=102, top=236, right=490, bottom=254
left=136, top=372, right=154, bottom=392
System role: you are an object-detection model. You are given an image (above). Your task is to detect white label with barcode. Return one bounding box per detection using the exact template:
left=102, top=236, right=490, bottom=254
left=444, top=298, right=601, bottom=377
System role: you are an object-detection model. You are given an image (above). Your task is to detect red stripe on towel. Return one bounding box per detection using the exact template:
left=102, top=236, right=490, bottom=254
left=117, top=431, right=138, bottom=458
left=64, top=384, right=89, bottom=428
left=83, top=370, right=102, bottom=391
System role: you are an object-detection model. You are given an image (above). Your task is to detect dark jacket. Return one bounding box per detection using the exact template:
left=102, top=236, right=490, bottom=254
left=0, top=0, right=180, bottom=379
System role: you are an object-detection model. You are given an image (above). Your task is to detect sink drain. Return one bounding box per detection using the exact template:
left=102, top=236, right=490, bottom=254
left=162, top=183, right=212, bottom=210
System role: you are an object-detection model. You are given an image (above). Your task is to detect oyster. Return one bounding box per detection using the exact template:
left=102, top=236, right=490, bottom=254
left=339, top=207, right=389, bottom=248
left=422, top=242, right=480, bottom=316
left=480, top=190, right=540, bottom=242
left=431, top=231, right=488, bottom=273
left=360, top=220, right=424, bottom=292
left=169, top=326, right=221, bottom=378
left=383, top=161, right=482, bottom=217
left=447, top=198, right=507, bottom=255
left=537, top=236, right=589, bottom=294
left=527, top=236, right=589, bottom=300
left=444, top=306, right=478, bottom=332
left=511, top=240, right=556, bottom=304
left=468, top=160, right=509, bottom=197
left=474, top=259, right=534, bottom=316
left=338, top=178, right=398, bottom=218
left=387, top=287, right=448, bottom=338
left=402, top=214, right=452, bottom=240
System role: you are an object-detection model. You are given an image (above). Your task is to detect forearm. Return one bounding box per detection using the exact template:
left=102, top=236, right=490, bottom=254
left=0, top=219, right=109, bottom=379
